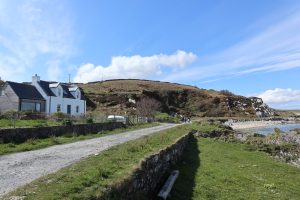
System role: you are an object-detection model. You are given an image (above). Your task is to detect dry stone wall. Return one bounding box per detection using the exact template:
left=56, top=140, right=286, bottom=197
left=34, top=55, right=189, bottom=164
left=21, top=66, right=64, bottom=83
left=102, top=131, right=194, bottom=200
left=0, top=122, right=124, bottom=143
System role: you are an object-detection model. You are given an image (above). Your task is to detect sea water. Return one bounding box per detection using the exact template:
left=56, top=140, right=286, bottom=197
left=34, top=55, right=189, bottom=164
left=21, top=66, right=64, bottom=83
left=243, top=123, right=300, bottom=135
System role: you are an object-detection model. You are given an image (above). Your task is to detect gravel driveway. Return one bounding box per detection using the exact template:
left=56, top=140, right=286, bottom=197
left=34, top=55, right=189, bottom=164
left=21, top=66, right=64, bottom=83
left=0, top=123, right=179, bottom=197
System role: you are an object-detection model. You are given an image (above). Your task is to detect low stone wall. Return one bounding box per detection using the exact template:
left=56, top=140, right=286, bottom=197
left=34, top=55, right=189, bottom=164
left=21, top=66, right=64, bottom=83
left=0, top=122, right=125, bottom=144
left=103, top=131, right=194, bottom=199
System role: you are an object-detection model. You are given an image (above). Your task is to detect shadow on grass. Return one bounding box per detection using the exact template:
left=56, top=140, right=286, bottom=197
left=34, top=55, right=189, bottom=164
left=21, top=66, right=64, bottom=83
left=170, top=135, right=201, bottom=200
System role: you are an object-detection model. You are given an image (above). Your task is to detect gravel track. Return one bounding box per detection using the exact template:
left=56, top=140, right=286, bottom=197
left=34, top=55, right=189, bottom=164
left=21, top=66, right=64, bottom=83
left=0, top=123, right=179, bottom=197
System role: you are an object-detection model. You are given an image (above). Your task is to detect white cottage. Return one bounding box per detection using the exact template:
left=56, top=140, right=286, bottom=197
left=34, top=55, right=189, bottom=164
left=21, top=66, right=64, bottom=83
left=31, top=74, right=86, bottom=116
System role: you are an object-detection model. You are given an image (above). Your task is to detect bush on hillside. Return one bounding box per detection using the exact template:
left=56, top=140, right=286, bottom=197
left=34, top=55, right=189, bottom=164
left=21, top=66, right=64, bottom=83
left=136, top=97, right=161, bottom=117
left=154, top=112, right=180, bottom=123
left=220, top=89, right=235, bottom=96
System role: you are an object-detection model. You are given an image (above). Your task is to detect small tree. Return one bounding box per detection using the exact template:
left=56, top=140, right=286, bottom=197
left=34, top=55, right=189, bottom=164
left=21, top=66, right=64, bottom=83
left=220, top=89, right=235, bottom=96
left=136, top=97, right=161, bottom=117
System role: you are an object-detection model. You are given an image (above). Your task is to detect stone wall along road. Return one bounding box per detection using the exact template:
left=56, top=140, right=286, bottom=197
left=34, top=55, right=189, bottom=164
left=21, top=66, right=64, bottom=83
left=0, top=123, right=179, bottom=198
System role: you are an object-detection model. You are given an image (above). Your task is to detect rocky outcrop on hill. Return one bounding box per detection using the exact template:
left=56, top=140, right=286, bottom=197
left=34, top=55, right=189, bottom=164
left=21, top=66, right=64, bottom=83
left=250, top=97, right=274, bottom=117
left=79, top=79, right=275, bottom=117
left=225, top=96, right=274, bottom=117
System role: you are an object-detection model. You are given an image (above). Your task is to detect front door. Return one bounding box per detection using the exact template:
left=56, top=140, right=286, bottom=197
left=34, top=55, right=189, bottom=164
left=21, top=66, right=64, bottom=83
left=67, top=105, right=71, bottom=115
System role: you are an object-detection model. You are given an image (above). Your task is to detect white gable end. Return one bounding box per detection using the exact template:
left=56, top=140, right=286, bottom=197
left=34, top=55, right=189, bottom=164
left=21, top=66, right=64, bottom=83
left=30, top=75, right=86, bottom=116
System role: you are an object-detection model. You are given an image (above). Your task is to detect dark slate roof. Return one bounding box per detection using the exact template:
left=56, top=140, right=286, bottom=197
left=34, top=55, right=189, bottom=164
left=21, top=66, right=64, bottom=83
left=38, top=80, right=56, bottom=96
left=81, top=94, right=86, bottom=100
left=61, top=84, right=75, bottom=99
left=7, top=81, right=45, bottom=100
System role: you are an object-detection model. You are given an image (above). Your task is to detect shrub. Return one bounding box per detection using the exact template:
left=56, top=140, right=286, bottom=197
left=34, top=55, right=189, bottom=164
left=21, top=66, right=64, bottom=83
left=50, top=136, right=60, bottom=144
left=62, top=119, right=73, bottom=126
left=220, top=89, right=235, bottom=96
left=20, top=112, right=47, bottom=120
left=136, top=97, right=161, bottom=117
left=253, top=133, right=266, bottom=138
left=86, top=118, right=94, bottom=124
left=49, top=112, right=69, bottom=121
left=154, top=112, right=180, bottom=123
left=2, top=110, right=20, bottom=119
left=212, top=97, right=221, bottom=104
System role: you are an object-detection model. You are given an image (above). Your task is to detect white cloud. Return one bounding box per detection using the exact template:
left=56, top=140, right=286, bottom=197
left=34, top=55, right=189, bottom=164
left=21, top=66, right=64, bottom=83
left=0, top=0, right=75, bottom=81
left=164, top=10, right=300, bottom=83
left=258, top=88, right=300, bottom=109
left=74, top=50, right=197, bottom=83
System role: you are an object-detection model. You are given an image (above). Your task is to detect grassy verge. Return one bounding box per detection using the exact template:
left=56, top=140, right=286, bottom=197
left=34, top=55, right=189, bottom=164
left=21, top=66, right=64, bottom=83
left=0, top=119, right=60, bottom=128
left=5, top=124, right=192, bottom=200
left=171, top=136, right=300, bottom=200
left=0, top=123, right=159, bottom=155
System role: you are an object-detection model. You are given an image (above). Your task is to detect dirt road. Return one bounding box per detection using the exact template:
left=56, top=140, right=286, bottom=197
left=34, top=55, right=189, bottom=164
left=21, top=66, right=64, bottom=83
left=0, top=123, right=179, bottom=197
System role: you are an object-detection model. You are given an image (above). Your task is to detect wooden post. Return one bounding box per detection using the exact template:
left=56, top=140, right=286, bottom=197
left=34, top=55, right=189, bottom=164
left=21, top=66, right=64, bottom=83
left=13, top=112, right=16, bottom=129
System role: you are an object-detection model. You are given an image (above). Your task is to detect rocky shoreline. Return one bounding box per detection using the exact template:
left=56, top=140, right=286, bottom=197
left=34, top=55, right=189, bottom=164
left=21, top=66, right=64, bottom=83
left=228, top=120, right=284, bottom=129
left=225, top=117, right=300, bottom=130
left=233, top=126, right=300, bottom=168
left=198, top=121, right=300, bottom=168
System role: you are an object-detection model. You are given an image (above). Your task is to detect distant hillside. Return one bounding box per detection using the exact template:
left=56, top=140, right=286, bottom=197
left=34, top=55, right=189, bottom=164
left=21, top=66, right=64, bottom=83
left=79, top=79, right=275, bottom=117
left=274, top=109, right=300, bottom=117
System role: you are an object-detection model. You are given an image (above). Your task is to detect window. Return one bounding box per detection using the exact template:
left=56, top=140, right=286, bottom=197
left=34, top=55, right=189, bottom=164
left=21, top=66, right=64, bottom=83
left=57, top=104, right=61, bottom=112
left=21, top=101, right=42, bottom=112
left=36, top=103, right=41, bottom=112
left=76, top=106, right=79, bottom=113
left=67, top=105, right=71, bottom=114
left=21, top=102, right=35, bottom=111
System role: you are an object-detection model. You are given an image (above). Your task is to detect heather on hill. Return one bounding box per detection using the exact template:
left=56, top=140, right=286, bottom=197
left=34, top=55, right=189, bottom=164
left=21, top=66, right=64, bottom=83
left=79, top=79, right=274, bottom=118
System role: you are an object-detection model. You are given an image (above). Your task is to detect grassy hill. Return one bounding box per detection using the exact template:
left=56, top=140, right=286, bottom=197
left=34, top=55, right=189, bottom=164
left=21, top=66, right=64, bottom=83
left=79, top=79, right=274, bottom=117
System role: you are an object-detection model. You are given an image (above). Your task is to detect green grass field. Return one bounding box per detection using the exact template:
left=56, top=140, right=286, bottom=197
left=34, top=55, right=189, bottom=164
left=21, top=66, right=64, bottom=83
left=4, top=124, right=193, bottom=200
left=171, top=137, right=300, bottom=200
left=0, top=123, right=159, bottom=155
left=4, top=122, right=300, bottom=200
left=0, top=119, right=60, bottom=128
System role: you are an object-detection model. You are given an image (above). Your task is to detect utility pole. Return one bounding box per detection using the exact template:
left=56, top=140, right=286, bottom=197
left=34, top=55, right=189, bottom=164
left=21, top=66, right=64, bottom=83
left=69, top=74, right=71, bottom=84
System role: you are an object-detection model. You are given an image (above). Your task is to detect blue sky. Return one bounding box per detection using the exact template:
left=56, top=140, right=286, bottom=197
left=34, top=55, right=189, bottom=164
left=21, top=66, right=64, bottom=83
left=0, top=0, right=300, bottom=109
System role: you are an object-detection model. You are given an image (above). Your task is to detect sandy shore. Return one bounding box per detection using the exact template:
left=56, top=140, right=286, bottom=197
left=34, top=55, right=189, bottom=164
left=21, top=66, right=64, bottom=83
left=228, top=121, right=285, bottom=130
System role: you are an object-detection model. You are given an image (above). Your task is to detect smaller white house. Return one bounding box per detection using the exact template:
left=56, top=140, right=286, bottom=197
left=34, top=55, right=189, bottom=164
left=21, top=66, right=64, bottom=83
left=31, top=74, right=86, bottom=116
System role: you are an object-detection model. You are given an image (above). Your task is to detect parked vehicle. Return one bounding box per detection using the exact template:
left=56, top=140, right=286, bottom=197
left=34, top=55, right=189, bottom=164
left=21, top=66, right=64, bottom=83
left=107, top=115, right=127, bottom=124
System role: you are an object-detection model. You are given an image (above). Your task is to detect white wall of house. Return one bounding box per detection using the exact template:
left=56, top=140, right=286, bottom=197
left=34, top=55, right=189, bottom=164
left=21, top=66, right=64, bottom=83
left=49, top=95, right=86, bottom=116
left=32, top=75, right=86, bottom=116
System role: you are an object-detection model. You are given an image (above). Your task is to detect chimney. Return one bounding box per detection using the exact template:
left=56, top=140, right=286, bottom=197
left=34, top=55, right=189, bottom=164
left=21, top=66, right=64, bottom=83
left=32, top=74, right=40, bottom=84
